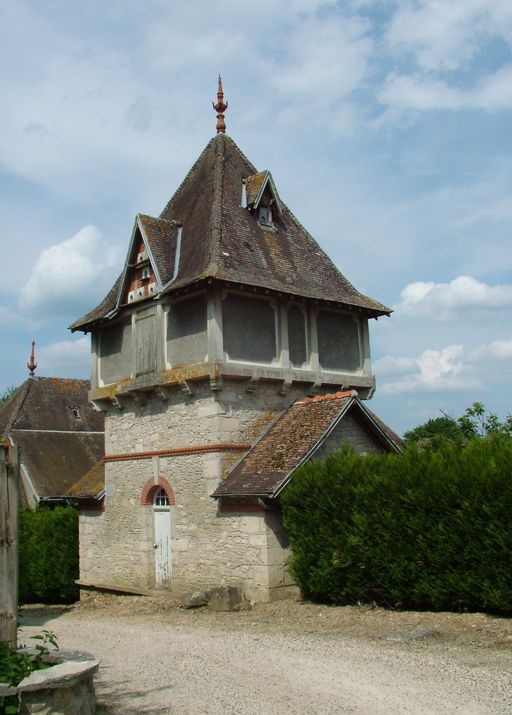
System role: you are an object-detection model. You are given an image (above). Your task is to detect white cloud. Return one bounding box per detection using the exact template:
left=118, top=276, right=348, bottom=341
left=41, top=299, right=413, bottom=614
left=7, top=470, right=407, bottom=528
left=373, top=354, right=417, bottom=376
left=379, top=74, right=465, bottom=111
left=395, top=276, right=512, bottom=319
left=385, top=0, right=512, bottom=72
left=38, top=336, right=90, bottom=377
left=379, top=1, right=512, bottom=114
left=378, top=345, right=481, bottom=394
left=270, top=14, right=373, bottom=106
left=379, top=66, right=512, bottom=113
left=470, top=339, right=512, bottom=362
left=20, top=226, right=121, bottom=320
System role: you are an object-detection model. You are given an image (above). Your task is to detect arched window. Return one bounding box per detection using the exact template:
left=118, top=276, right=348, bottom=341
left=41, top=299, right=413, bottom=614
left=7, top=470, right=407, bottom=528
left=140, top=478, right=176, bottom=506
left=153, top=488, right=169, bottom=508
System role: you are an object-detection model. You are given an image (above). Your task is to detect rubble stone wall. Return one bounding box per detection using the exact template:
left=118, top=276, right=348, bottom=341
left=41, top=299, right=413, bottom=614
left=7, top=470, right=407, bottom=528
left=79, top=380, right=308, bottom=600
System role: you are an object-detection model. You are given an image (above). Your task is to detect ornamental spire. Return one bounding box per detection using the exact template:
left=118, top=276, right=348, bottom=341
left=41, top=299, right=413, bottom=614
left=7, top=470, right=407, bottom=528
left=27, top=340, right=37, bottom=378
left=212, top=75, right=228, bottom=134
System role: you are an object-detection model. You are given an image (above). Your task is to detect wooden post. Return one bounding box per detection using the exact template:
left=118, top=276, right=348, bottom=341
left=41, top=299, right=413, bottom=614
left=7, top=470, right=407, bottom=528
left=0, top=443, right=19, bottom=646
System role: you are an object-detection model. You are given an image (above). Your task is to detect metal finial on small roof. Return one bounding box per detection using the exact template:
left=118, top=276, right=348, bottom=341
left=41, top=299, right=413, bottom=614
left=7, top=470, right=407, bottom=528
left=27, top=340, right=37, bottom=377
left=212, top=75, right=228, bottom=133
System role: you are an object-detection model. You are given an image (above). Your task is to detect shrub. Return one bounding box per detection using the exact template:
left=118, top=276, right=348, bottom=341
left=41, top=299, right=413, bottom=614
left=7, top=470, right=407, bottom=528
left=281, top=438, right=512, bottom=613
left=19, top=507, right=78, bottom=604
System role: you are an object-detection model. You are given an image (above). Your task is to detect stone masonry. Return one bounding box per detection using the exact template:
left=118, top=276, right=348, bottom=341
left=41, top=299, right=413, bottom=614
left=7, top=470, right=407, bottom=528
left=79, top=380, right=306, bottom=601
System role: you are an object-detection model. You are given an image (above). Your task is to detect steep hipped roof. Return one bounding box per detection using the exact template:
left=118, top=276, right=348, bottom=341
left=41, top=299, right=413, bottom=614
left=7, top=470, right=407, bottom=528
left=0, top=377, right=104, bottom=501
left=213, top=391, right=402, bottom=499
left=0, top=377, right=103, bottom=433
left=71, top=133, right=390, bottom=332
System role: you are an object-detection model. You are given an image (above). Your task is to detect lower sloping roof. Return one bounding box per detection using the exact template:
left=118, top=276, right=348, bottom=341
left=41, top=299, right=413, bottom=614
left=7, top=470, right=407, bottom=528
left=65, top=460, right=105, bottom=500
left=12, top=430, right=104, bottom=499
left=213, top=391, right=402, bottom=499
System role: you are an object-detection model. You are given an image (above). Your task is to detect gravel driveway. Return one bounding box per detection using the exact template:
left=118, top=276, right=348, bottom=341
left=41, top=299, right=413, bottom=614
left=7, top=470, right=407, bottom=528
left=19, top=597, right=512, bottom=714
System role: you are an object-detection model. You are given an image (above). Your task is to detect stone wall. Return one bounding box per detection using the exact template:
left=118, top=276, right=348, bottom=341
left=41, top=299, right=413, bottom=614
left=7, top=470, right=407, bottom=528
left=314, top=410, right=386, bottom=461
left=79, top=379, right=308, bottom=601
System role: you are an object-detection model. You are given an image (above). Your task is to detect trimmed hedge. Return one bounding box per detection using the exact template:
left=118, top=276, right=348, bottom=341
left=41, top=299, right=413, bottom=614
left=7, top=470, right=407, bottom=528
left=19, top=506, right=79, bottom=604
left=281, top=438, right=512, bottom=613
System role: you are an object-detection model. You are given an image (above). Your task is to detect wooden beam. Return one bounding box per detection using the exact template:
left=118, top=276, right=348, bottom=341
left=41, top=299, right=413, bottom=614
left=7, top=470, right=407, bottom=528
left=0, top=444, right=19, bottom=646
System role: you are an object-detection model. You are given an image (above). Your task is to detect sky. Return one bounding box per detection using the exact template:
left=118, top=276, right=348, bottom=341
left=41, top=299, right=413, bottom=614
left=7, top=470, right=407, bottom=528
left=1, top=0, right=511, bottom=436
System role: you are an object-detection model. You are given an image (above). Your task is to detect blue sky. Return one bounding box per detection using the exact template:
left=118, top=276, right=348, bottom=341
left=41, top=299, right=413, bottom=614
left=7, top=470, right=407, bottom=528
left=1, top=0, right=511, bottom=435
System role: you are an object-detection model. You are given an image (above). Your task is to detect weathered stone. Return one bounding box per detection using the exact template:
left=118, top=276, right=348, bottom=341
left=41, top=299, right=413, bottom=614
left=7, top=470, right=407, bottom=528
left=232, top=600, right=252, bottom=612
left=79, top=381, right=302, bottom=602
left=181, top=590, right=209, bottom=609
left=207, top=586, right=245, bottom=612
left=15, top=658, right=98, bottom=715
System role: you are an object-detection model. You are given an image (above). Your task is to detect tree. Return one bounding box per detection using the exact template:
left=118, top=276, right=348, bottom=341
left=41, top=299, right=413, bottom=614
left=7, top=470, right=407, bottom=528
left=457, top=402, right=512, bottom=440
left=404, top=402, right=512, bottom=450
left=0, top=386, right=16, bottom=406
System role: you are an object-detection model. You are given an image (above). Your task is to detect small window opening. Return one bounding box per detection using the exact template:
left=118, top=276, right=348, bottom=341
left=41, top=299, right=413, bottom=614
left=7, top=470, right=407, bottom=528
left=154, top=488, right=169, bottom=507
left=258, top=205, right=272, bottom=226
left=141, top=267, right=150, bottom=281
left=71, top=407, right=81, bottom=419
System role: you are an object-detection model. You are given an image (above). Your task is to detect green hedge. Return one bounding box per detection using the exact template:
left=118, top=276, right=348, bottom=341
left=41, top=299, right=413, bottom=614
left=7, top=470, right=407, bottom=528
left=281, top=438, right=512, bottom=613
left=19, top=506, right=79, bottom=604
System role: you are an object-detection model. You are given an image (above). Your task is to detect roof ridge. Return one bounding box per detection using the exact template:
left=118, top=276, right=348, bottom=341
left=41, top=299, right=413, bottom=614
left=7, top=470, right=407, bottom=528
left=209, top=133, right=226, bottom=272
left=138, top=212, right=177, bottom=225
left=159, top=136, right=216, bottom=219
left=223, top=135, right=258, bottom=175
left=3, top=379, right=32, bottom=433
left=295, top=389, right=357, bottom=405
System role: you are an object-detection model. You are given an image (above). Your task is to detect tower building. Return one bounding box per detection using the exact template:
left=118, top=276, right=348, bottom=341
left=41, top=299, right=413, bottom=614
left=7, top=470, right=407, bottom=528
left=71, top=80, right=396, bottom=600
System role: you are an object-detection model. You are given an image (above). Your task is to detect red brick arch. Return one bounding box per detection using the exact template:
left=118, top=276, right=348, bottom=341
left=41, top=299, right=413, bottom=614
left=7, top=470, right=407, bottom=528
left=140, top=477, right=176, bottom=506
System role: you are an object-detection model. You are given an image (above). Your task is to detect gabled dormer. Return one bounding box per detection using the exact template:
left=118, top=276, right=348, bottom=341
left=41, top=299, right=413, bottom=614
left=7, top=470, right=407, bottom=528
left=117, top=215, right=163, bottom=307
left=241, top=170, right=282, bottom=228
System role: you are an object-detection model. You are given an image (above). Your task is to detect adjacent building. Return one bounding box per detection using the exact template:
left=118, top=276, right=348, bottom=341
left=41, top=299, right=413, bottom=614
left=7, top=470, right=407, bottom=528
left=0, top=373, right=104, bottom=509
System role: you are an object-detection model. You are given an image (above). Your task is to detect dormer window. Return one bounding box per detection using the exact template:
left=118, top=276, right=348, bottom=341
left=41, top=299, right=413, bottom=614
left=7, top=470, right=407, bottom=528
left=258, top=205, right=272, bottom=226
left=242, top=170, right=282, bottom=227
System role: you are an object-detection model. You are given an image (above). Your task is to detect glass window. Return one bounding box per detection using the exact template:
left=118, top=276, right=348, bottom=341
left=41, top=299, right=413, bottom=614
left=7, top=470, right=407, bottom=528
left=154, top=488, right=169, bottom=507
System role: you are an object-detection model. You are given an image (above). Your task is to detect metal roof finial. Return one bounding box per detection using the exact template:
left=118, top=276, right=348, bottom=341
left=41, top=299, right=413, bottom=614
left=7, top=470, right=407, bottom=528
left=27, top=340, right=37, bottom=378
left=212, top=75, right=228, bottom=134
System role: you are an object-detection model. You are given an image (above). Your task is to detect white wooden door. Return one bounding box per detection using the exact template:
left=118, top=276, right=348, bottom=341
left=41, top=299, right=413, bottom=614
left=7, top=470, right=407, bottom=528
left=153, top=489, right=172, bottom=585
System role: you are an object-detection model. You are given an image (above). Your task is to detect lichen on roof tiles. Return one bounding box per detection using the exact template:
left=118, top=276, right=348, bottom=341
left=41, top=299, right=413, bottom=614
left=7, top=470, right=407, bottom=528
left=213, top=392, right=402, bottom=499
left=71, top=132, right=390, bottom=332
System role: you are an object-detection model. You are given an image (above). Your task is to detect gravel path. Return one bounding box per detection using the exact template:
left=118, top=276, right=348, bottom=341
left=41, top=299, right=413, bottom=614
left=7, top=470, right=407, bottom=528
left=19, top=599, right=512, bottom=714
